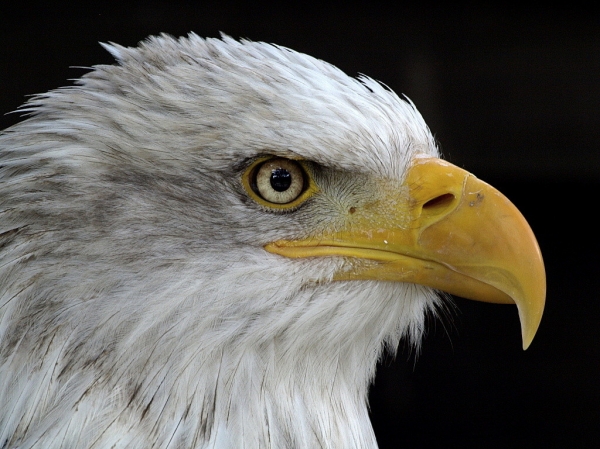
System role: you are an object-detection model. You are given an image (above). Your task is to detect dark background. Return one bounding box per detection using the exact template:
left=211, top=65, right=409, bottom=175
left=2, top=3, right=598, bottom=447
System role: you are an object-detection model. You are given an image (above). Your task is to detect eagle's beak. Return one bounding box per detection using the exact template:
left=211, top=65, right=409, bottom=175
left=265, top=157, right=546, bottom=349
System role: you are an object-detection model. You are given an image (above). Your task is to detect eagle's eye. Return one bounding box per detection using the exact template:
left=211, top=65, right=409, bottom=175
left=255, top=158, right=304, bottom=203
left=242, top=157, right=317, bottom=210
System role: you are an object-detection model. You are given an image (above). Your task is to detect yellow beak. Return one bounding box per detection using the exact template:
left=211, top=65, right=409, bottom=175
left=265, top=157, right=546, bottom=349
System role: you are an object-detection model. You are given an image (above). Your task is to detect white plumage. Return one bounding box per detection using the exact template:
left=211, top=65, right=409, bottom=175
left=0, top=34, right=544, bottom=448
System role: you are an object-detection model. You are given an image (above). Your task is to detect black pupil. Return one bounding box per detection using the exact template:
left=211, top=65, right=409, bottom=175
left=270, top=168, right=292, bottom=192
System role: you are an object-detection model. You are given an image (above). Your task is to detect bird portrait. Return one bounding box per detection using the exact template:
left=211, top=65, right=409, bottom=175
left=0, top=34, right=545, bottom=448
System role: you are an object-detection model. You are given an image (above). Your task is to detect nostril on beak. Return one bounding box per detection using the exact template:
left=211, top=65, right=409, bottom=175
left=422, top=193, right=455, bottom=214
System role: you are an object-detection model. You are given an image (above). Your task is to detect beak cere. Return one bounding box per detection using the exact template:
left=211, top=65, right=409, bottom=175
left=265, top=157, right=546, bottom=349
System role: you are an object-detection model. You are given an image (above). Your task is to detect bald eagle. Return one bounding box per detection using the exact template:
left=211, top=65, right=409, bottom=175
left=0, top=34, right=544, bottom=448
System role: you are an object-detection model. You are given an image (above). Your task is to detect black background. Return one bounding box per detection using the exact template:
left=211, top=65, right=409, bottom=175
left=2, top=3, right=598, bottom=448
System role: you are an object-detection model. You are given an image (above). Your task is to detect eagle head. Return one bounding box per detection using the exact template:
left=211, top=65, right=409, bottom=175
left=0, top=34, right=545, bottom=448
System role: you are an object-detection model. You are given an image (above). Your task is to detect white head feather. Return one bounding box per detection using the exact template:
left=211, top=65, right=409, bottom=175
left=0, top=34, right=441, bottom=448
